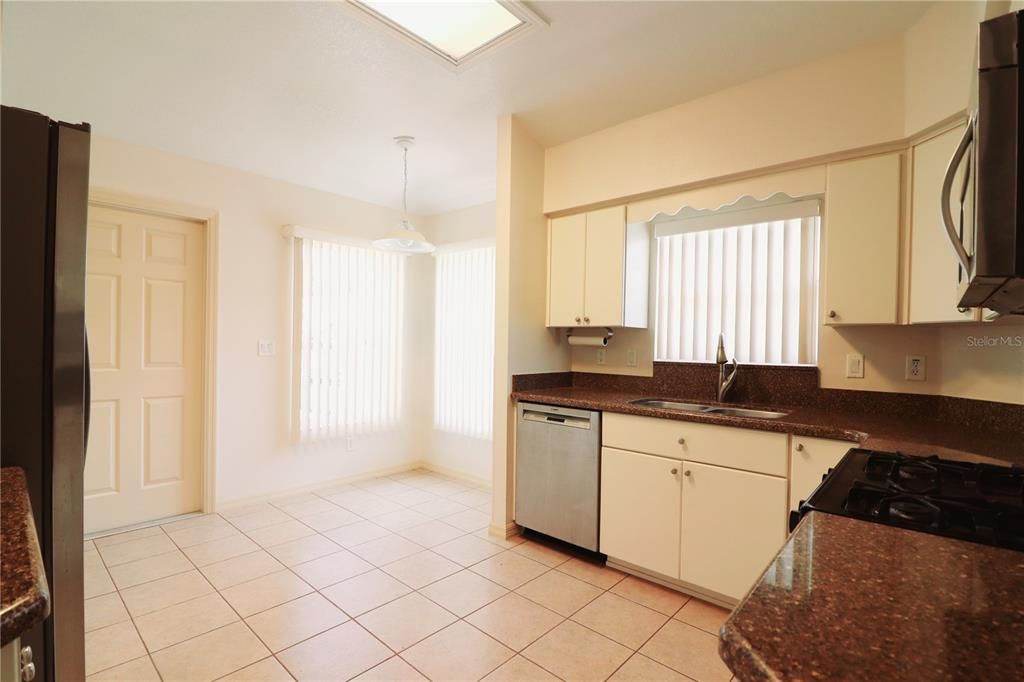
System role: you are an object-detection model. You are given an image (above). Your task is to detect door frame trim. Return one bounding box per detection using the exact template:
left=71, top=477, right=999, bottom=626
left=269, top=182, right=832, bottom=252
left=88, top=188, right=219, bottom=515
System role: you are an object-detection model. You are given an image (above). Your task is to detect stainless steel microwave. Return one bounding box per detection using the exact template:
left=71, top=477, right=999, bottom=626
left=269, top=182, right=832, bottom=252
left=943, top=10, right=1023, bottom=316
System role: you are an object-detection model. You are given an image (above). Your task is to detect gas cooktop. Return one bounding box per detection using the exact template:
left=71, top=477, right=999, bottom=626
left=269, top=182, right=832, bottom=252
left=793, top=448, right=1024, bottom=551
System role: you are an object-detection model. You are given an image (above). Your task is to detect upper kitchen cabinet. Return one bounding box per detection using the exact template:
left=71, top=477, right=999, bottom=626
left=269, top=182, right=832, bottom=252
left=823, top=152, right=902, bottom=325
left=547, top=205, right=650, bottom=328
left=909, top=125, right=977, bottom=323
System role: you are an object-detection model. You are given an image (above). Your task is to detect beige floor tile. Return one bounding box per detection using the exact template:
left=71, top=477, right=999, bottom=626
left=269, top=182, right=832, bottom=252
left=84, top=550, right=116, bottom=598
left=449, top=489, right=491, bottom=508
left=277, top=497, right=340, bottom=518
left=674, top=598, right=732, bottom=635
left=299, top=507, right=362, bottom=533
left=220, top=502, right=277, bottom=519
left=385, top=487, right=440, bottom=507
left=269, top=492, right=322, bottom=509
left=352, top=656, right=427, bottom=681
left=472, top=530, right=526, bottom=550
left=381, top=551, right=461, bottom=589
left=419, top=480, right=471, bottom=497
left=522, top=621, right=632, bottom=682
left=640, top=620, right=732, bottom=682
left=134, top=592, right=239, bottom=651
left=466, top=593, right=563, bottom=652
left=470, top=551, right=549, bottom=590
left=357, top=592, right=456, bottom=651
left=85, top=621, right=147, bottom=676
left=246, top=593, right=348, bottom=652
left=85, top=539, right=96, bottom=553
left=350, top=534, right=423, bottom=566
left=556, top=558, right=626, bottom=590
left=152, top=622, right=269, bottom=682
left=86, top=654, right=161, bottom=681
left=482, top=655, right=560, bottom=681
left=228, top=508, right=293, bottom=533
left=431, top=535, right=505, bottom=567
left=419, top=570, right=508, bottom=617
left=201, top=551, right=286, bottom=590
left=85, top=593, right=130, bottom=632
left=610, top=654, right=691, bottom=681
left=441, top=508, right=491, bottom=532
left=324, top=490, right=382, bottom=509
left=401, top=621, right=513, bottom=682
left=246, top=520, right=317, bottom=548
left=511, top=539, right=573, bottom=568
left=167, top=520, right=242, bottom=548
left=610, top=576, right=690, bottom=616
left=324, top=520, right=393, bottom=548
left=220, top=570, right=314, bottom=617
left=409, top=498, right=469, bottom=519
left=184, top=534, right=261, bottom=567
left=340, top=496, right=404, bottom=518
left=372, top=508, right=433, bottom=532
left=97, top=534, right=177, bottom=566
left=266, top=534, right=342, bottom=567
left=291, top=550, right=373, bottom=589
left=572, top=592, right=669, bottom=649
left=398, top=520, right=465, bottom=548
left=108, top=550, right=193, bottom=590
left=217, top=656, right=295, bottom=681
left=321, top=569, right=412, bottom=617
left=516, top=569, right=603, bottom=617
left=161, top=513, right=226, bottom=533
left=278, top=621, right=391, bottom=682
left=119, top=569, right=215, bottom=617
left=92, top=526, right=163, bottom=548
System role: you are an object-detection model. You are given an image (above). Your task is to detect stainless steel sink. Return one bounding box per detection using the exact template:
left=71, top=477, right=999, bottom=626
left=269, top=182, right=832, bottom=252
left=629, top=399, right=788, bottom=420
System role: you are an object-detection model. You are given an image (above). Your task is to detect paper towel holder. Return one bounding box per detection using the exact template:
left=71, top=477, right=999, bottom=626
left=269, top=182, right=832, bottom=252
left=566, top=327, right=614, bottom=341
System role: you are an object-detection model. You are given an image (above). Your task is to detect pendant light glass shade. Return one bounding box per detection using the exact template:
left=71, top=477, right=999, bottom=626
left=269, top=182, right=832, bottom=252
left=374, top=136, right=435, bottom=254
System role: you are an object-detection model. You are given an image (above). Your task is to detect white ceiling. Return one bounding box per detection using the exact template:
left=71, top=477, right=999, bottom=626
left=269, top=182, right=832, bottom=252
left=2, top=1, right=931, bottom=215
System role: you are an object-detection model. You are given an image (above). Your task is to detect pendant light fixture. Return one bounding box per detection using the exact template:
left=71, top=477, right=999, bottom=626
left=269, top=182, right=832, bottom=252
left=373, top=135, right=435, bottom=254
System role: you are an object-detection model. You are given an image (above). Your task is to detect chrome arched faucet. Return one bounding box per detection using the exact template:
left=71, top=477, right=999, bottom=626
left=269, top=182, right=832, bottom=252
left=716, top=334, right=738, bottom=402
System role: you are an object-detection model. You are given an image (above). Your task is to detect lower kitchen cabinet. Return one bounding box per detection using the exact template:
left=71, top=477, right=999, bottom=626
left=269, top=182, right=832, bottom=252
left=789, top=436, right=856, bottom=511
left=600, top=447, right=681, bottom=578
left=679, top=462, right=788, bottom=601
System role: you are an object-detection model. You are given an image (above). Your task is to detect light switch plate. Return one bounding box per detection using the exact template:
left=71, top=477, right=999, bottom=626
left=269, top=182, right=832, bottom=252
left=845, top=353, right=864, bottom=379
left=258, top=340, right=275, bottom=357
left=905, top=355, right=926, bottom=381
left=596, top=348, right=607, bottom=365
left=626, top=349, right=638, bottom=367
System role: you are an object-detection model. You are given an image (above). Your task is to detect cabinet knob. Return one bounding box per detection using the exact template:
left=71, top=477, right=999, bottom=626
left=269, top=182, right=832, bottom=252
left=670, top=467, right=678, bottom=475
left=677, top=437, right=685, bottom=445
left=19, top=648, right=32, bottom=666
left=22, top=662, right=36, bottom=682
left=574, top=316, right=581, bottom=324
left=828, top=310, right=837, bottom=319
left=683, top=470, right=692, bottom=477
left=583, top=317, right=590, bottom=323
left=795, top=443, right=804, bottom=452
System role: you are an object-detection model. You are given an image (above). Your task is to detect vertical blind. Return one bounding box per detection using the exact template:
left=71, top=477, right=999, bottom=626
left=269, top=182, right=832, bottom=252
left=295, top=237, right=404, bottom=440
left=433, top=244, right=496, bottom=439
left=655, top=215, right=820, bottom=364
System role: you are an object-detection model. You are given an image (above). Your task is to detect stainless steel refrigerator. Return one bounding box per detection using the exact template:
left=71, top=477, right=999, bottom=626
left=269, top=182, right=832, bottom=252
left=1, top=105, right=90, bottom=682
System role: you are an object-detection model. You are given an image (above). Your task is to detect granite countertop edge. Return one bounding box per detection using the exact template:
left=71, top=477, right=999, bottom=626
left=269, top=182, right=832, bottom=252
left=1, top=467, right=51, bottom=646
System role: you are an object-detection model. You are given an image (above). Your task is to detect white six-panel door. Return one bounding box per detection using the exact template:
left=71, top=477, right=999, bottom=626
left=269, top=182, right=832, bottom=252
left=83, top=205, right=206, bottom=533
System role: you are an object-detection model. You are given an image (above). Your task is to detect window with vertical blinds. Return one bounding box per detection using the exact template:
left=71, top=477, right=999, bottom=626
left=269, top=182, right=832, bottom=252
left=655, top=202, right=820, bottom=365
left=294, top=237, right=404, bottom=440
left=434, top=243, right=496, bottom=439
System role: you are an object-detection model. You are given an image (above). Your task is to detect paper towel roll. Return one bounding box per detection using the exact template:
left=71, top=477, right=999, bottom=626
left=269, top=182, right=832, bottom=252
left=567, top=335, right=609, bottom=347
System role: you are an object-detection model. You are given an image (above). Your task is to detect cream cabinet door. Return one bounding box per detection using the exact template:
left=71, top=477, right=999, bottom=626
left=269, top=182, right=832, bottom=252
left=548, top=213, right=586, bottom=326
left=788, top=437, right=854, bottom=511
left=824, top=153, right=901, bottom=324
left=600, top=447, right=681, bottom=578
left=909, top=126, right=976, bottom=323
left=680, top=461, right=787, bottom=601
left=583, top=205, right=626, bottom=326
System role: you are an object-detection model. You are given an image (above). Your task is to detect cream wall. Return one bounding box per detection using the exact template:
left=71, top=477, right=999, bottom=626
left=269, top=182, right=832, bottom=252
left=88, top=135, right=433, bottom=506
left=492, top=115, right=571, bottom=534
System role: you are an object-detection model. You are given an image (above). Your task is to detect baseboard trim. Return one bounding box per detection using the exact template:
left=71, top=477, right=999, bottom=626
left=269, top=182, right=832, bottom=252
left=606, top=558, right=737, bottom=610
left=487, top=521, right=521, bottom=541
left=416, top=460, right=491, bottom=489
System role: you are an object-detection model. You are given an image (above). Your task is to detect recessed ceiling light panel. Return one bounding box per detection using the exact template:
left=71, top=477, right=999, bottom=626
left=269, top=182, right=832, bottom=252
left=349, top=1, right=546, bottom=69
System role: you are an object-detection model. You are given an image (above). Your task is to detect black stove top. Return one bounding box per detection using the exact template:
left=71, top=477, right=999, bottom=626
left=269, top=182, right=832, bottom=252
left=794, top=449, right=1024, bottom=551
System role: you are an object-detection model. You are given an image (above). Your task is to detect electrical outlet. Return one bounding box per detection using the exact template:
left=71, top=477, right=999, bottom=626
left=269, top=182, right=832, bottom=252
left=345, top=436, right=354, bottom=452
left=845, top=353, right=864, bottom=379
left=596, top=348, right=607, bottom=365
left=905, top=355, right=926, bottom=381
left=258, top=340, right=275, bottom=357
left=626, top=349, right=638, bottom=367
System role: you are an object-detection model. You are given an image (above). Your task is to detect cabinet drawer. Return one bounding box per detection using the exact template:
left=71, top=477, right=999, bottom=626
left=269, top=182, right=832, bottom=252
left=603, top=412, right=787, bottom=477
left=789, top=436, right=855, bottom=510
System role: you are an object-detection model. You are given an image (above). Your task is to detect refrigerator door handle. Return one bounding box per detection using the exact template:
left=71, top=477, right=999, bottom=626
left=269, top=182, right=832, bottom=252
left=83, top=330, right=91, bottom=463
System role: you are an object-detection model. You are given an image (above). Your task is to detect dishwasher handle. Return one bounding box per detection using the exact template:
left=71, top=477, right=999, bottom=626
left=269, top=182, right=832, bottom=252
left=522, top=410, right=592, bottom=429
left=519, top=402, right=596, bottom=430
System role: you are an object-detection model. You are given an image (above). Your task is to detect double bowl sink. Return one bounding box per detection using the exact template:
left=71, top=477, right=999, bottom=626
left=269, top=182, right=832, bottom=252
left=630, top=398, right=789, bottom=420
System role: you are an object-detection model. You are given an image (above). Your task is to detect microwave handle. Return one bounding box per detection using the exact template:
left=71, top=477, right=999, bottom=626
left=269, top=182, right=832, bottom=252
left=940, top=115, right=975, bottom=273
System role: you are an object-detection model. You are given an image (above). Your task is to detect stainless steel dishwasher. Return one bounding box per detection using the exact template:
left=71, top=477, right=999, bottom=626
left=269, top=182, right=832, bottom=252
left=515, top=402, right=600, bottom=551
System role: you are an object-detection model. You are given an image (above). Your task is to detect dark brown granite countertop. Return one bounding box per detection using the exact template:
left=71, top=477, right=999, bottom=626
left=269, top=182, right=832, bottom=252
left=510, top=385, right=1024, bottom=465
left=719, top=512, right=1024, bottom=681
left=1, top=467, right=50, bottom=646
